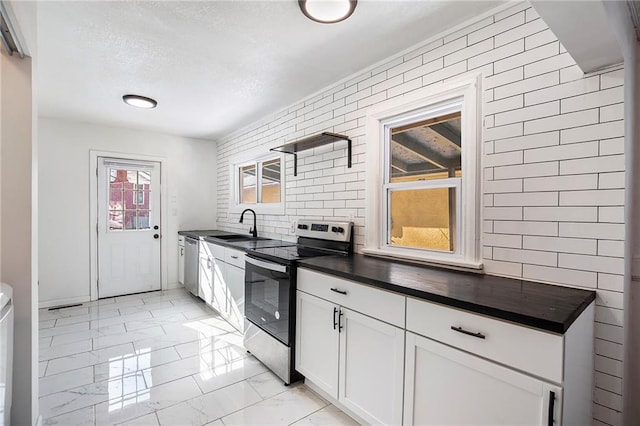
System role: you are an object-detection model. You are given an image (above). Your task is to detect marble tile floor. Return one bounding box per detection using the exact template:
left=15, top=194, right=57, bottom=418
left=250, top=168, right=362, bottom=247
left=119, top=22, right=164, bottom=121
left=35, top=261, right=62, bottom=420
left=39, top=288, right=358, bottom=426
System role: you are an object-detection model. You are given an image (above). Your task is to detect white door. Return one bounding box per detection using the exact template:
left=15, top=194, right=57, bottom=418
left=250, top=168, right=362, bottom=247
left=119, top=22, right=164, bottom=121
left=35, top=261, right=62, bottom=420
left=338, top=307, right=405, bottom=425
left=295, top=291, right=340, bottom=399
left=97, top=158, right=161, bottom=298
left=404, top=331, right=561, bottom=426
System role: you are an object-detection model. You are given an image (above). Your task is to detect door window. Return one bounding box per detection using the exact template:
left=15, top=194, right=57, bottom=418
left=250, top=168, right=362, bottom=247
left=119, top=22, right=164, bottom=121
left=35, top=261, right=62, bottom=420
left=108, top=168, right=152, bottom=230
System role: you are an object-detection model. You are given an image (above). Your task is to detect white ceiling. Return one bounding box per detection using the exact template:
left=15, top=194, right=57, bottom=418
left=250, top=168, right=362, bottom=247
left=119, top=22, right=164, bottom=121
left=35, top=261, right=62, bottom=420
left=33, top=0, right=504, bottom=140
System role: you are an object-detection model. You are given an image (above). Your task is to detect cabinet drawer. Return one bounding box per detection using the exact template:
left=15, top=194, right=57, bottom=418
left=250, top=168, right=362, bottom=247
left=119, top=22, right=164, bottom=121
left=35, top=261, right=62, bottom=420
left=178, top=235, right=185, bottom=245
left=406, top=297, right=563, bottom=383
left=225, top=249, right=245, bottom=268
left=207, top=243, right=225, bottom=260
left=297, top=268, right=405, bottom=328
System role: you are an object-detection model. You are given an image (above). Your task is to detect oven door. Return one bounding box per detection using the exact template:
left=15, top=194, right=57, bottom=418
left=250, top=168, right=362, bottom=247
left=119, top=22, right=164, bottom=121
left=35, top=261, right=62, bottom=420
left=244, top=256, right=291, bottom=346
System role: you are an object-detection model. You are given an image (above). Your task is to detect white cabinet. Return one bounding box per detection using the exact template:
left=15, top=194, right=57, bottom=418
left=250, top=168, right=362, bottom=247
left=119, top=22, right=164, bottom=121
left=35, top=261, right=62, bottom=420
left=296, top=269, right=405, bottom=425
left=296, top=290, right=339, bottom=398
left=297, top=267, right=594, bottom=426
left=405, top=297, right=594, bottom=426
left=404, top=331, right=561, bottom=425
left=178, top=236, right=185, bottom=285
left=204, top=242, right=245, bottom=333
left=199, top=241, right=213, bottom=304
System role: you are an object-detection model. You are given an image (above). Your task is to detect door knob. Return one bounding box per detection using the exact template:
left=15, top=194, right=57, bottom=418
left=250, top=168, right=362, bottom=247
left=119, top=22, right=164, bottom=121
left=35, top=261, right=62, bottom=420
left=154, top=234, right=160, bottom=239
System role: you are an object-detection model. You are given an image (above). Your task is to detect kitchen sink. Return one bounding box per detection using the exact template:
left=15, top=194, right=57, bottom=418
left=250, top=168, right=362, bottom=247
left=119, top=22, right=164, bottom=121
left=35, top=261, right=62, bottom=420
left=213, top=235, right=271, bottom=241
left=214, top=234, right=254, bottom=241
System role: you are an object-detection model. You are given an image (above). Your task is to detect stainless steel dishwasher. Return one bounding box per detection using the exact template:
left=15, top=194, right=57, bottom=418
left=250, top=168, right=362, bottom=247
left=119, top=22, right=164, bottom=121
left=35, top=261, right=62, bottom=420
left=184, top=236, right=199, bottom=297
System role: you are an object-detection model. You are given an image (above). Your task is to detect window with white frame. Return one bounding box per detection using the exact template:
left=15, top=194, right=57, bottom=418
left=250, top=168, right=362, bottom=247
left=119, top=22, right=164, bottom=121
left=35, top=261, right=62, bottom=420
left=364, top=74, right=481, bottom=269
left=232, top=153, right=285, bottom=214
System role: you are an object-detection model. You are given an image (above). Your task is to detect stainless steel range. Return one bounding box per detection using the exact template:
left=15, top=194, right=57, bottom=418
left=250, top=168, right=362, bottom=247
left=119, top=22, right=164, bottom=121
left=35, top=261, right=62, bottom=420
left=243, top=220, right=353, bottom=385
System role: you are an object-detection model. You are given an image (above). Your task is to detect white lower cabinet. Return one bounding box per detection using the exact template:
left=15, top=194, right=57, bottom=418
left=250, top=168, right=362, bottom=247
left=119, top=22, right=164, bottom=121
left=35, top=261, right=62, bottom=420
left=404, top=331, right=561, bottom=426
left=296, top=268, right=594, bottom=426
left=339, top=307, right=405, bottom=425
left=178, top=236, right=185, bottom=285
left=204, top=242, right=245, bottom=333
left=295, top=289, right=404, bottom=425
left=296, top=291, right=339, bottom=398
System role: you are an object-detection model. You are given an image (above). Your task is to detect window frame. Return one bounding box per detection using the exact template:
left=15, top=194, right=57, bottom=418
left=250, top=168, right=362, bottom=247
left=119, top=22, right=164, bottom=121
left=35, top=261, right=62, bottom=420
left=364, top=73, right=482, bottom=269
left=230, top=151, right=285, bottom=215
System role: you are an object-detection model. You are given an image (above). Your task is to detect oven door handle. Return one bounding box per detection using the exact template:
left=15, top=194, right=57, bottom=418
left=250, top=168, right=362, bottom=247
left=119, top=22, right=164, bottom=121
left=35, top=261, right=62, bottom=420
left=245, top=256, right=288, bottom=273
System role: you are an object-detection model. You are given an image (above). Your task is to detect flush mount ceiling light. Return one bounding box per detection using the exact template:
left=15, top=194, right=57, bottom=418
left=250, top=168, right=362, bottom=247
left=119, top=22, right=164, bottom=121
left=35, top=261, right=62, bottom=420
left=122, top=94, right=157, bottom=109
left=299, top=0, right=357, bottom=24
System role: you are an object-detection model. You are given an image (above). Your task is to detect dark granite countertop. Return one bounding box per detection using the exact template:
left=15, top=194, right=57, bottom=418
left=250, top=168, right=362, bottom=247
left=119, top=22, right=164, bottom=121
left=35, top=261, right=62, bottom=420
left=298, top=254, right=595, bottom=334
left=178, top=230, right=232, bottom=239
left=203, top=236, right=295, bottom=251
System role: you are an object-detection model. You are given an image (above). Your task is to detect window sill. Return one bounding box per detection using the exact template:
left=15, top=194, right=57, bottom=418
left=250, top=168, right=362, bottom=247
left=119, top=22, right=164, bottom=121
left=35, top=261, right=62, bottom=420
left=361, top=247, right=483, bottom=273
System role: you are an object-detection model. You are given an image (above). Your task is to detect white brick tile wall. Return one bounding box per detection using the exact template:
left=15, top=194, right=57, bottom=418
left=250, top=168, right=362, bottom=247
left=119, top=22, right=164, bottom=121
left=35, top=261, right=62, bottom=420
left=523, top=264, right=597, bottom=288
left=215, top=5, right=625, bottom=419
left=493, top=220, right=558, bottom=236
left=523, top=235, right=597, bottom=255
left=493, top=131, right=559, bottom=153
left=523, top=53, right=575, bottom=79
left=525, top=75, right=600, bottom=106
left=524, top=174, right=598, bottom=192
left=524, top=206, right=598, bottom=222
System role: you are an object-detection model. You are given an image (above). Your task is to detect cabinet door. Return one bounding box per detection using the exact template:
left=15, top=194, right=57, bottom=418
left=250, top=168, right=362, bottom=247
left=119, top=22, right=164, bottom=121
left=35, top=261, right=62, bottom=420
left=338, top=308, right=405, bottom=425
left=211, top=258, right=226, bottom=315
left=404, top=332, right=562, bottom=426
left=178, top=243, right=185, bottom=285
left=295, top=291, right=340, bottom=399
left=198, top=243, right=213, bottom=303
left=225, top=263, right=245, bottom=333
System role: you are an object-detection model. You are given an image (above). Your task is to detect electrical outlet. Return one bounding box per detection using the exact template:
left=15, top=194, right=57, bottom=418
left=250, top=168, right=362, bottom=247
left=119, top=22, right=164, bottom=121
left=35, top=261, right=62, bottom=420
left=290, top=220, right=297, bottom=233
left=347, top=211, right=355, bottom=222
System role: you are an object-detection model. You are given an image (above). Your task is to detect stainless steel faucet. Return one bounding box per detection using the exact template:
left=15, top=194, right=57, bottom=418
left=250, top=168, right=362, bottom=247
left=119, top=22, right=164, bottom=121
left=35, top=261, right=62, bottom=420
left=239, top=208, right=257, bottom=238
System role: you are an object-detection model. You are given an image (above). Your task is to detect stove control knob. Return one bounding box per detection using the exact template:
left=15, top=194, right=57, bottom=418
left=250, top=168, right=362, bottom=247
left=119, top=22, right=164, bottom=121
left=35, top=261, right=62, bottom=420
left=332, top=226, right=344, bottom=233
left=298, top=224, right=308, bottom=230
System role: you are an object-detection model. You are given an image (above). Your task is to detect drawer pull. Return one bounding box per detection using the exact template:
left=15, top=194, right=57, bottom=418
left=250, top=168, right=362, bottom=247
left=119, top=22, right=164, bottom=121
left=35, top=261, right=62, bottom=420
left=330, top=288, right=347, bottom=295
left=548, top=391, right=555, bottom=426
left=451, top=326, right=486, bottom=339
left=231, top=255, right=239, bottom=259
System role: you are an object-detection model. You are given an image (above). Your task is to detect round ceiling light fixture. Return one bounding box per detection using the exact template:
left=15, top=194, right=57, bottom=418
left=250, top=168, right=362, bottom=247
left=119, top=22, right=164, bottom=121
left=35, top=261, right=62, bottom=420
left=299, top=0, right=357, bottom=24
left=122, top=94, right=158, bottom=109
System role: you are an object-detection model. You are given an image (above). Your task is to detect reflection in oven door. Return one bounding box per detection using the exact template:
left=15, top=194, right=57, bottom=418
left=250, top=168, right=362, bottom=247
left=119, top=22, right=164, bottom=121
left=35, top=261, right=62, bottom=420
left=244, top=257, right=291, bottom=346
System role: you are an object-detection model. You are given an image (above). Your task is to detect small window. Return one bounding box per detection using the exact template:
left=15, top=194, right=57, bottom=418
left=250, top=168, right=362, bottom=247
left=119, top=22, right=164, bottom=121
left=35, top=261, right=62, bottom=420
left=232, top=154, right=285, bottom=214
left=365, top=74, right=481, bottom=269
left=108, top=168, right=152, bottom=230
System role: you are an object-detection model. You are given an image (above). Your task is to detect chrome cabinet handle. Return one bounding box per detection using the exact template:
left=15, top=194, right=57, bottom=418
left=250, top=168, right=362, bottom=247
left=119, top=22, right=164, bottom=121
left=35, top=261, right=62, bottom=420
left=330, top=288, right=347, bottom=295
left=450, top=326, right=486, bottom=339
left=333, top=307, right=338, bottom=330
left=231, top=255, right=239, bottom=259
left=338, top=309, right=344, bottom=332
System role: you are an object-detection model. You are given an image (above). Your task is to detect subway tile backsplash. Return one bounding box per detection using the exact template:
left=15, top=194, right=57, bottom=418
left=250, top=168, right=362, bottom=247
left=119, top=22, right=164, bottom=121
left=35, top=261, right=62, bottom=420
left=215, top=3, right=624, bottom=423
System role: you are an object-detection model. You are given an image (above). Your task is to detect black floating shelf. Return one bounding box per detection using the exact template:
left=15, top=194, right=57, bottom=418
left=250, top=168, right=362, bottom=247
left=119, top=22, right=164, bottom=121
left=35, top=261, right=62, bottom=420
left=270, top=132, right=351, bottom=177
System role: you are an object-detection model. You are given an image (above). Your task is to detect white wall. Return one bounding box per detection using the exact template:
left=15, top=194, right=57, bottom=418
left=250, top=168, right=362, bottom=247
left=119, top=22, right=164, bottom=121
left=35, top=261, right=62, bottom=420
left=1, top=48, right=37, bottom=425
left=38, top=118, right=217, bottom=306
left=215, top=2, right=625, bottom=422
left=601, top=2, right=640, bottom=425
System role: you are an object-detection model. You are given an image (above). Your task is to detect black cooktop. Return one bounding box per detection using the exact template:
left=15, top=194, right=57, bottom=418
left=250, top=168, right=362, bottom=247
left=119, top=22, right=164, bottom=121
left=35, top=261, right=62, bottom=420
left=248, top=245, right=344, bottom=263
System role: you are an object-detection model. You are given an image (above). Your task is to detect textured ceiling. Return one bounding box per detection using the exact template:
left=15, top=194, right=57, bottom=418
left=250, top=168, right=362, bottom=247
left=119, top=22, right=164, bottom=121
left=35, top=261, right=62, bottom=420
left=34, top=1, right=503, bottom=140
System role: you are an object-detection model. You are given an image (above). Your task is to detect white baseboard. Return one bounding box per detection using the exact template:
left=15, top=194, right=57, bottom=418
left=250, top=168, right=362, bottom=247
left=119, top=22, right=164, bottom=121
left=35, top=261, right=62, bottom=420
left=38, top=295, right=89, bottom=309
